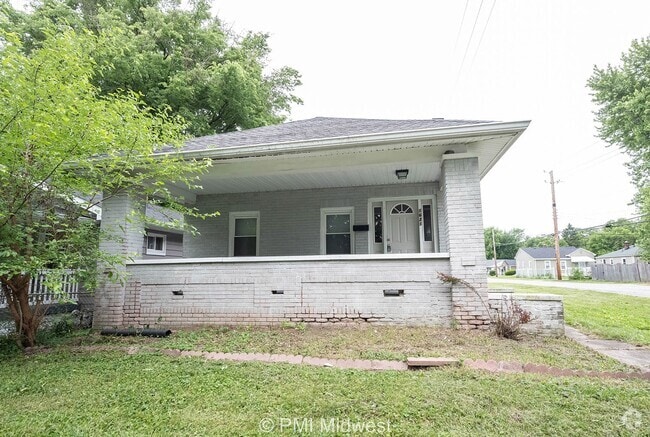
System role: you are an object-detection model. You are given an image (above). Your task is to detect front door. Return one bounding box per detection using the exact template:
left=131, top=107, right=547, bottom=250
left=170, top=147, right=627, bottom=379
left=387, top=200, right=419, bottom=253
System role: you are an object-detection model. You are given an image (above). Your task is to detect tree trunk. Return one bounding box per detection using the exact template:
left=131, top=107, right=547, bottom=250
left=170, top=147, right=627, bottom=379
left=1, top=274, right=45, bottom=348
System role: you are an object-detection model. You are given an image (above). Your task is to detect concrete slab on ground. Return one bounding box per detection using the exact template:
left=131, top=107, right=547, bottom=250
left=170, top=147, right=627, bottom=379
left=565, top=326, right=650, bottom=372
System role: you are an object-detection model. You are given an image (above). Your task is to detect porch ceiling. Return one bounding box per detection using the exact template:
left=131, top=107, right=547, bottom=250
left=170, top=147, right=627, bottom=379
left=168, top=125, right=527, bottom=197
left=196, top=143, right=446, bottom=195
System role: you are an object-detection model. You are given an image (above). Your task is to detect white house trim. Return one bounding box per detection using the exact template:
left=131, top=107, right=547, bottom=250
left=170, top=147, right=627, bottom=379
left=129, top=252, right=451, bottom=265
left=145, top=232, right=167, bottom=256
left=320, top=207, right=355, bottom=255
left=228, top=211, right=260, bottom=257
left=163, top=120, right=531, bottom=161
left=366, top=195, right=438, bottom=254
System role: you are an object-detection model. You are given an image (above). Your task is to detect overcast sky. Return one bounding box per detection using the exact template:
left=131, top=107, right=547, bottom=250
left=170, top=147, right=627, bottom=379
left=212, top=0, right=649, bottom=236
left=9, top=0, right=648, bottom=236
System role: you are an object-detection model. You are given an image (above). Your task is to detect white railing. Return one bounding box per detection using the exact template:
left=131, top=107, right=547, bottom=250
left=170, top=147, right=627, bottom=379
left=0, top=270, right=79, bottom=308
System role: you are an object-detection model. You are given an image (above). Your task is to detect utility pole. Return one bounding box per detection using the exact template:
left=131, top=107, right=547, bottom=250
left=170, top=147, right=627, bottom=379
left=549, top=171, right=562, bottom=280
left=492, top=228, right=498, bottom=276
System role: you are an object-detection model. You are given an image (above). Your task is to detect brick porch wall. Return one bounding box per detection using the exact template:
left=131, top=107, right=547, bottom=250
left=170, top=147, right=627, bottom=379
left=93, top=256, right=453, bottom=328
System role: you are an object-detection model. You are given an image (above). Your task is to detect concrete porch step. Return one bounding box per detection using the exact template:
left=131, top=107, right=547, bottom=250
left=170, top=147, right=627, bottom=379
left=406, top=357, right=460, bottom=368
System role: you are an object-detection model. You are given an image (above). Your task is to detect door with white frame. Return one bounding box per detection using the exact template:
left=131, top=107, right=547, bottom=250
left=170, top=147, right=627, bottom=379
left=370, top=197, right=437, bottom=254
left=387, top=200, right=419, bottom=253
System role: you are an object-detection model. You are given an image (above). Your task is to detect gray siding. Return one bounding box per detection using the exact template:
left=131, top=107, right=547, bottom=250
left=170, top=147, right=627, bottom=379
left=185, top=183, right=439, bottom=258
left=142, top=229, right=184, bottom=259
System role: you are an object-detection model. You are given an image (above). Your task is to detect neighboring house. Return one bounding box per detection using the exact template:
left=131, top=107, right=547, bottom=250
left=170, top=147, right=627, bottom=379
left=515, top=247, right=595, bottom=278
left=486, top=259, right=516, bottom=275
left=94, top=116, right=530, bottom=330
left=142, top=204, right=184, bottom=259
left=595, top=243, right=642, bottom=265
left=81, top=194, right=184, bottom=259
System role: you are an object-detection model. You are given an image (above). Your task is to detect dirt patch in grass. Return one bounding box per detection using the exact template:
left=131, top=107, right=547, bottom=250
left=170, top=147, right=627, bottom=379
left=50, top=324, right=632, bottom=372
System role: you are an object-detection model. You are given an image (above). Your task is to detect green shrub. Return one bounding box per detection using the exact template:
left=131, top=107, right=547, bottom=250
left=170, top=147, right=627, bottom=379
left=488, top=270, right=496, bottom=276
left=504, top=270, right=516, bottom=276
left=49, top=315, right=76, bottom=336
left=569, top=269, right=589, bottom=280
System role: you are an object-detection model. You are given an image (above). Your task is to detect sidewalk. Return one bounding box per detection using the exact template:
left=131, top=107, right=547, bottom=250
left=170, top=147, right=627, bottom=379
left=565, top=327, right=650, bottom=372
left=488, top=277, right=650, bottom=298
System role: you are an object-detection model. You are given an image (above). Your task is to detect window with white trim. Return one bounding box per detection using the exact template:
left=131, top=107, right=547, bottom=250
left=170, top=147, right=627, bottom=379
left=321, top=207, right=354, bottom=255
left=422, top=205, right=433, bottom=242
left=374, top=206, right=383, bottom=244
left=145, top=233, right=167, bottom=256
left=229, top=212, right=260, bottom=256
left=544, top=260, right=552, bottom=271
left=390, top=203, right=414, bottom=214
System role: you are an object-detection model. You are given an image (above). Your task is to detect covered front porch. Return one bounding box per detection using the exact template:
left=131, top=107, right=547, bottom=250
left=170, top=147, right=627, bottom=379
left=95, top=119, right=530, bottom=329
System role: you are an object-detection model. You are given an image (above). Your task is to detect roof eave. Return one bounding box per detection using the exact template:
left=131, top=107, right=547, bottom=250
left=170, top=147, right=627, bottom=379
left=167, top=120, right=531, bottom=160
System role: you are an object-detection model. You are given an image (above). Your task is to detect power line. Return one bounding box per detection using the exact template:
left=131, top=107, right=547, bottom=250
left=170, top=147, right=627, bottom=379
left=453, top=0, right=471, bottom=54
left=469, top=0, right=497, bottom=69
left=559, top=148, right=622, bottom=174
left=456, top=0, right=485, bottom=84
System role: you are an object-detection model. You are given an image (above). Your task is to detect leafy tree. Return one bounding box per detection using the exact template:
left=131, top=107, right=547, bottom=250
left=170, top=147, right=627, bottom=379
left=585, top=219, right=638, bottom=256
left=2, top=0, right=302, bottom=136
left=484, top=227, right=525, bottom=259
left=588, top=36, right=650, bottom=259
left=0, top=29, right=211, bottom=347
left=561, top=223, right=589, bottom=248
left=522, top=235, right=567, bottom=248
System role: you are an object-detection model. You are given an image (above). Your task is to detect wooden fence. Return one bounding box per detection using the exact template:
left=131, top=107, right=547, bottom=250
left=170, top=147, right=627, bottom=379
left=0, top=270, right=79, bottom=308
left=591, top=262, right=650, bottom=282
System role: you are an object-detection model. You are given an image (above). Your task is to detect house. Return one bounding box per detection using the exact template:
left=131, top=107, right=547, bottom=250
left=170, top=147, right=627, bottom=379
left=94, top=116, right=531, bottom=330
left=485, top=259, right=516, bottom=275
left=592, top=244, right=649, bottom=282
left=77, top=195, right=184, bottom=259
left=142, top=204, right=184, bottom=259
left=515, top=247, right=595, bottom=278
left=595, top=243, right=642, bottom=265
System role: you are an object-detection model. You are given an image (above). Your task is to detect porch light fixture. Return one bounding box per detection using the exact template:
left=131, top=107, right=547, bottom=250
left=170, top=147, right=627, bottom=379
left=395, top=169, right=409, bottom=180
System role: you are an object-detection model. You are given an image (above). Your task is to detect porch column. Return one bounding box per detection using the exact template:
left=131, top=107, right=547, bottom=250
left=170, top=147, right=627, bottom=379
left=440, top=155, right=490, bottom=328
left=93, top=192, right=145, bottom=328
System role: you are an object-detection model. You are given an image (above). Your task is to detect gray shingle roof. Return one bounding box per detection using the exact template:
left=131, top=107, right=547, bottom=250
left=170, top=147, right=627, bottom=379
left=596, top=245, right=642, bottom=259
left=520, top=247, right=579, bottom=259
left=178, top=117, right=493, bottom=153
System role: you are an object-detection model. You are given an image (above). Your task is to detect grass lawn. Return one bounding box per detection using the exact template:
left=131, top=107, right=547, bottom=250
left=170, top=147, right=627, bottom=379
left=490, top=283, right=650, bottom=346
left=22, top=324, right=633, bottom=373
left=0, top=350, right=648, bottom=436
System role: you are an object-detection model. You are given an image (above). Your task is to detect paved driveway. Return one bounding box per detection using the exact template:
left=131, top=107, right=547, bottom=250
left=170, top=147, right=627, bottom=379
left=488, top=277, right=650, bottom=298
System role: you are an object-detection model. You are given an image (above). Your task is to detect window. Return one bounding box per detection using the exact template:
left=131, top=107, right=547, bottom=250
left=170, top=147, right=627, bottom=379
left=544, top=260, right=552, bottom=271
left=390, top=203, right=414, bottom=214
left=374, top=206, right=383, bottom=243
left=623, top=258, right=627, bottom=264
left=561, top=261, right=567, bottom=273
left=422, top=205, right=433, bottom=242
left=229, top=212, right=259, bottom=256
left=321, top=208, right=353, bottom=255
left=145, top=233, right=166, bottom=256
